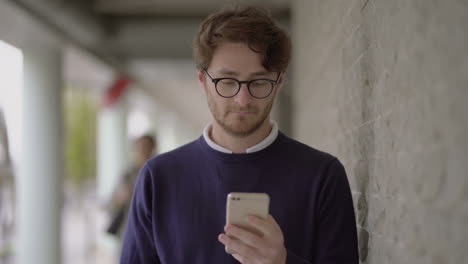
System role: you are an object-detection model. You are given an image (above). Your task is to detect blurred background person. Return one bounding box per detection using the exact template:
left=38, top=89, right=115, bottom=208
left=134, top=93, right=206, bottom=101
left=106, top=134, right=156, bottom=241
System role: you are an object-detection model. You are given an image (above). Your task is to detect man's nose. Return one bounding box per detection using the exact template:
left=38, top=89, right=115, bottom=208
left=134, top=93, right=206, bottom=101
left=234, top=83, right=253, bottom=106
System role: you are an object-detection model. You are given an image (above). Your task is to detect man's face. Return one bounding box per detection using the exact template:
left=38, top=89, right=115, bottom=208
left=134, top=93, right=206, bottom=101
left=198, top=42, right=283, bottom=138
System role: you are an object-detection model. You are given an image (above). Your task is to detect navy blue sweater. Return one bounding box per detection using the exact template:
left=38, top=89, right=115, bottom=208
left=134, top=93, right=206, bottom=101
left=120, top=132, right=359, bottom=263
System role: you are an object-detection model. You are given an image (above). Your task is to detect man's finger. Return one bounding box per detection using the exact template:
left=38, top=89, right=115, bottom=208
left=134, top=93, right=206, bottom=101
left=225, top=225, right=263, bottom=248
left=245, top=215, right=274, bottom=236
left=267, top=214, right=281, bottom=231
left=218, top=234, right=256, bottom=259
left=232, top=253, right=245, bottom=263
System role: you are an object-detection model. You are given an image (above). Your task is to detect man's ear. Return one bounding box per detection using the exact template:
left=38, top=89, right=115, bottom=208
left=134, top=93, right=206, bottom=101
left=197, top=70, right=205, bottom=87
left=198, top=70, right=209, bottom=93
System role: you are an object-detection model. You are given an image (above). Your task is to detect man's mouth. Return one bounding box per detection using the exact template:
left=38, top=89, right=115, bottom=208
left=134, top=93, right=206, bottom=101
left=230, top=110, right=256, bottom=115
left=233, top=111, right=253, bottom=115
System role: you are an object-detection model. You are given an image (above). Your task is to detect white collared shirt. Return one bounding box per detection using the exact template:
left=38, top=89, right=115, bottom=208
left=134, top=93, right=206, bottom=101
left=202, top=121, right=279, bottom=154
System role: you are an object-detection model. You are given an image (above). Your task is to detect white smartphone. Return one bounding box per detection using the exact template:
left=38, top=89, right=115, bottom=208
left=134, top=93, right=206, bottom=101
left=225, top=192, right=270, bottom=254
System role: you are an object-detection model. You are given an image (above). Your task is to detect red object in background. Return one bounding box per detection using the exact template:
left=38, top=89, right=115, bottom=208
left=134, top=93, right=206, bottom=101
left=101, top=76, right=130, bottom=108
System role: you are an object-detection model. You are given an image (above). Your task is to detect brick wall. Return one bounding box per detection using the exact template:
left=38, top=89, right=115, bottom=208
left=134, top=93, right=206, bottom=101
left=291, top=0, right=468, bottom=263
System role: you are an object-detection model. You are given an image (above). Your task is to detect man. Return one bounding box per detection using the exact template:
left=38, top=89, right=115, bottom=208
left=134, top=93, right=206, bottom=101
left=121, top=6, right=359, bottom=264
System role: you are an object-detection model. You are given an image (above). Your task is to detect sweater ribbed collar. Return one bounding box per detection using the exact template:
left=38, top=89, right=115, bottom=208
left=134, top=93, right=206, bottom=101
left=202, top=120, right=279, bottom=154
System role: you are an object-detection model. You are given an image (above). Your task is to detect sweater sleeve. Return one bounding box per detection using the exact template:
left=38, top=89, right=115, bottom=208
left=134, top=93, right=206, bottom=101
left=313, top=158, right=359, bottom=264
left=285, top=159, right=359, bottom=264
left=120, top=164, right=161, bottom=264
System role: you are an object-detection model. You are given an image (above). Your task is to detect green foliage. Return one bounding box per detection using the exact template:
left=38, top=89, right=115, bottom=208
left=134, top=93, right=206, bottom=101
left=0, top=244, right=13, bottom=258
left=64, top=88, right=97, bottom=189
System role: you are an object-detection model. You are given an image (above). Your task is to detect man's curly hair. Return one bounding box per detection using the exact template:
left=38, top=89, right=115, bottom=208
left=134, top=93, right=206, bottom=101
left=192, top=6, right=291, bottom=73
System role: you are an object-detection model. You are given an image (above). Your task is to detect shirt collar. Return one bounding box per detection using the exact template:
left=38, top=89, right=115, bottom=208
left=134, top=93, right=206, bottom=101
left=202, top=121, right=279, bottom=154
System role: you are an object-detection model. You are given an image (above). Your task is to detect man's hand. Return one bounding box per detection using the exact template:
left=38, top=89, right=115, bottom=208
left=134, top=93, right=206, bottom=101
left=218, top=214, right=287, bottom=264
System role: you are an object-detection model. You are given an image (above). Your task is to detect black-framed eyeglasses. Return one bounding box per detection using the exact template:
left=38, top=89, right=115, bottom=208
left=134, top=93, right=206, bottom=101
left=203, top=69, right=281, bottom=99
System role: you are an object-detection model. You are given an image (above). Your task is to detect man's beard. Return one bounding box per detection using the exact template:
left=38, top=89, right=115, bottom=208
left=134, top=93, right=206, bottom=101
left=207, top=97, right=273, bottom=138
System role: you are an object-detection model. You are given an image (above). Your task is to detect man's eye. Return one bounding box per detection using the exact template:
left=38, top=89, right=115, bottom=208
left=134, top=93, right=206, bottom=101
left=219, top=79, right=237, bottom=85
left=251, top=80, right=270, bottom=87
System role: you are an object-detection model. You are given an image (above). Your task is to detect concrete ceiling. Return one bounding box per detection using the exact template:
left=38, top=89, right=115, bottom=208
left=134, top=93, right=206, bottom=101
left=10, top=0, right=291, bottom=130
left=127, top=59, right=212, bottom=131
left=95, top=0, right=291, bottom=60
left=64, top=46, right=116, bottom=93
left=11, top=0, right=291, bottom=61
left=94, top=0, right=290, bottom=17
